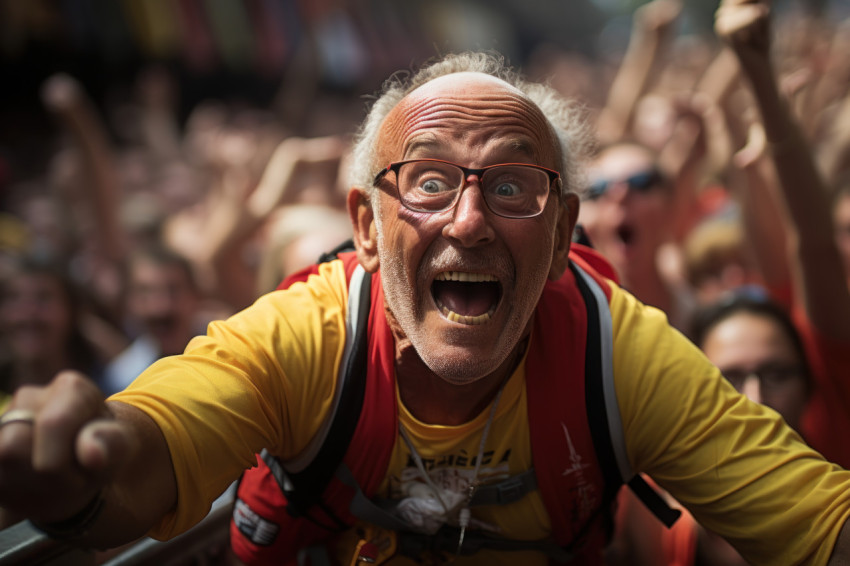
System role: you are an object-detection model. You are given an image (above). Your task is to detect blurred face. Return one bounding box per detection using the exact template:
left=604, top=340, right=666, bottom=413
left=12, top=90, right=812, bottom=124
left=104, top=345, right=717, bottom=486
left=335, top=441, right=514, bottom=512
left=833, top=192, right=850, bottom=279
left=126, top=259, right=198, bottom=356
left=578, top=144, right=671, bottom=285
left=701, top=312, right=808, bottom=430
left=0, top=272, right=72, bottom=363
left=370, top=72, right=574, bottom=385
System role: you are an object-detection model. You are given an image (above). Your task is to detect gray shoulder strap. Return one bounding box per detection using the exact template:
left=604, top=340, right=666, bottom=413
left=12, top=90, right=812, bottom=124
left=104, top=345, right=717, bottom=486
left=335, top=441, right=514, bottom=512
left=284, top=265, right=368, bottom=473
left=572, top=264, right=633, bottom=483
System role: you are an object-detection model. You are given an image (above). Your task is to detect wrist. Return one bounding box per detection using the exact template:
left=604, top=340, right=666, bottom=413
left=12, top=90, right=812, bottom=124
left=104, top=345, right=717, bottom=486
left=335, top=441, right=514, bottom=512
left=32, top=489, right=105, bottom=542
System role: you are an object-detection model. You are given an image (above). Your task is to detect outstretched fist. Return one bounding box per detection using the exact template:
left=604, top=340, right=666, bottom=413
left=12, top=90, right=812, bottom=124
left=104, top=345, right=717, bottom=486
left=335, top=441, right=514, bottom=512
left=0, top=372, right=135, bottom=524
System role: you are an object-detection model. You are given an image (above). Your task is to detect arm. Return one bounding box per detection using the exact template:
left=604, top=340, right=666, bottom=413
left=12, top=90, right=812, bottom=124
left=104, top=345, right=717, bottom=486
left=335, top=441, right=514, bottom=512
left=40, top=74, right=126, bottom=268
left=716, top=0, right=850, bottom=340
left=135, top=66, right=182, bottom=162
left=0, top=372, right=176, bottom=549
left=729, top=122, right=793, bottom=301
left=596, top=0, right=682, bottom=144
left=610, top=285, right=850, bottom=564
left=817, top=87, right=850, bottom=186
left=163, top=134, right=348, bottom=310
left=657, top=94, right=710, bottom=242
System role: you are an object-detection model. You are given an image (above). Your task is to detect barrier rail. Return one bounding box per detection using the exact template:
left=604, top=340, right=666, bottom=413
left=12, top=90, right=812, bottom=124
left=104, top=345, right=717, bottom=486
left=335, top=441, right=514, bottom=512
left=0, top=489, right=234, bottom=566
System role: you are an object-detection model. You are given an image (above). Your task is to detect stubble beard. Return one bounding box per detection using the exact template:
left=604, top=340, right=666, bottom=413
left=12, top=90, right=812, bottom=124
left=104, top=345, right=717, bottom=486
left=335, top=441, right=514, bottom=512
left=375, top=223, right=538, bottom=386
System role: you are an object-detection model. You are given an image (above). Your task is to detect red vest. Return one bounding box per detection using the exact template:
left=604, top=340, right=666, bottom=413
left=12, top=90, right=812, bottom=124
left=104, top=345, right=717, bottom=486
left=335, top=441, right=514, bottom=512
left=232, top=247, right=616, bottom=565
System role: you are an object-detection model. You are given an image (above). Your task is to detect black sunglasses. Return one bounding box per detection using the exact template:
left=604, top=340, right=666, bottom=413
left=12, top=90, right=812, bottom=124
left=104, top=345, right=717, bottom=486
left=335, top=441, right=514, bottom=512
left=587, top=168, right=663, bottom=200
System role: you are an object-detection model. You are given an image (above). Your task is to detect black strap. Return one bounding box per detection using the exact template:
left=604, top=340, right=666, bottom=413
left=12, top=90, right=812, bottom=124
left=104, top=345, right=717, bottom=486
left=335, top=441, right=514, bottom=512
left=281, top=269, right=371, bottom=518
left=627, top=475, right=681, bottom=528
left=573, top=262, right=623, bottom=510
left=269, top=247, right=677, bottom=549
left=572, top=262, right=681, bottom=529
left=261, top=239, right=371, bottom=528
left=318, top=238, right=357, bottom=264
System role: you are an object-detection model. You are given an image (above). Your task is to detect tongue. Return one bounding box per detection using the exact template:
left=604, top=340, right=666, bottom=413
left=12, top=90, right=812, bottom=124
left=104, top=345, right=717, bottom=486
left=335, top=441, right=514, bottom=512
left=433, top=281, right=499, bottom=316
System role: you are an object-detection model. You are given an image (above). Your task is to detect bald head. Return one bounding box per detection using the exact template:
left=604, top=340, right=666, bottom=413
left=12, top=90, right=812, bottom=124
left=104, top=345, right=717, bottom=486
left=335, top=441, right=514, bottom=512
left=348, top=53, right=593, bottom=201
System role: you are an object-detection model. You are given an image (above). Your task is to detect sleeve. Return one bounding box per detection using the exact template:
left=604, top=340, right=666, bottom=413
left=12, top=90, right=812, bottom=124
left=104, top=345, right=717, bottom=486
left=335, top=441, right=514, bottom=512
left=609, top=284, right=850, bottom=566
left=108, top=260, right=350, bottom=539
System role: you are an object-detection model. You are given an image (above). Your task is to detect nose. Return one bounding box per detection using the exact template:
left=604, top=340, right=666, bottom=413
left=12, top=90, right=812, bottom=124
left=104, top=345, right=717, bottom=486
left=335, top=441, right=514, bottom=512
left=741, top=374, right=761, bottom=404
left=139, top=287, right=177, bottom=318
left=443, top=176, right=495, bottom=247
left=603, top=180, right=630, bottom=203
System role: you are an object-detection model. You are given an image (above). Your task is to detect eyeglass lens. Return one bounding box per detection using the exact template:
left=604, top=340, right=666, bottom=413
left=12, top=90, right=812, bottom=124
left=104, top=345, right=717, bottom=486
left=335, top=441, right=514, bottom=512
left=587, top=169, right=660, bottom=200
left=397, top=161, right=551, bottom=218
left=720, top=365, right=803, bottom=391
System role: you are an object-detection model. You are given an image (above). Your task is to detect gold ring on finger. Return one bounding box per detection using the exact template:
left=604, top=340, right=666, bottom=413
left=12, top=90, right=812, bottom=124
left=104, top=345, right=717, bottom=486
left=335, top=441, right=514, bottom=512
left=0, top=409, right=36, bottom=428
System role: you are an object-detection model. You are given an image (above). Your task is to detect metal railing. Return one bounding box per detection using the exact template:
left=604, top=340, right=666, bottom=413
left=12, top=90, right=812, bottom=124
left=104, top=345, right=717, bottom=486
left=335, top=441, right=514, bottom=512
left=0, top=489, right=234, bottom=566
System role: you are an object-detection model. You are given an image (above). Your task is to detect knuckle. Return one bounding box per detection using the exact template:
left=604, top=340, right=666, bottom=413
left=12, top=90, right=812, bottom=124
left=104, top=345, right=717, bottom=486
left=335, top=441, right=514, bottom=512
left=53, top=370, right=91, bottom=390
left=8, top=385, right=40, bottom=409
left=38, top=409, right=75, bottom=435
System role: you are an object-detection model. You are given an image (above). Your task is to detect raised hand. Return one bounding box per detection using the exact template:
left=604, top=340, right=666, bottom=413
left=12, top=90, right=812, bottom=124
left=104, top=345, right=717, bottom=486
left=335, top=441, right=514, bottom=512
left=715, top=0, right=772, bottom=67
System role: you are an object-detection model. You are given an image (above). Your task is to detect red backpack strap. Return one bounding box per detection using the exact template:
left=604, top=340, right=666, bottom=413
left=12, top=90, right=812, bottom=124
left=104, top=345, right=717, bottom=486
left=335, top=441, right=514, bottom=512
left=232, top=254, right=396, bottom=564
left=525, top=262, right=609, bottom=553
left=569, top=252, right=681, bottom=530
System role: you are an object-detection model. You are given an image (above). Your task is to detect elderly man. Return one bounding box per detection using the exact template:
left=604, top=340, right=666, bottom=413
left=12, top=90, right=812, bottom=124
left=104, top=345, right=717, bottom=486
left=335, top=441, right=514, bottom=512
left=0, top=52, right=849, bottom=566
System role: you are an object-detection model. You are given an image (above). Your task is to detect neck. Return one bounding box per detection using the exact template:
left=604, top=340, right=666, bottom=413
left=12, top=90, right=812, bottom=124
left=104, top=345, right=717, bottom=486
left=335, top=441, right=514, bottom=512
left=395, top=336, right=527, bottom=426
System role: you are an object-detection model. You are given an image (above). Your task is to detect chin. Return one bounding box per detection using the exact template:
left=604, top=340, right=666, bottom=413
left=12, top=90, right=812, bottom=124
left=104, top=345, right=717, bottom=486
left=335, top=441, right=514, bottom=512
left=417, top=339, right=511, bottom=386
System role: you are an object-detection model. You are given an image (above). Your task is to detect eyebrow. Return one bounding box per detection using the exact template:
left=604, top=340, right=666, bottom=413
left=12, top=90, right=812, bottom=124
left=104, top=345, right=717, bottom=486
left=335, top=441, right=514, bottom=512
left=404, top=138, right=441, bottom=158
left=403, top=137, right=539, bottom=162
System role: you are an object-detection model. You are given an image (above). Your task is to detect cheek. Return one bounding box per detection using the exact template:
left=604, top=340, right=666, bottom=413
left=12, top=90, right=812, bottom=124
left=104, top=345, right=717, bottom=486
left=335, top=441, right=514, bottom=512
left=633, top=195, right=670, bottom=221
left=577, top=202, right=603, bottom=231
left=779, top=381, right=809, bottom=404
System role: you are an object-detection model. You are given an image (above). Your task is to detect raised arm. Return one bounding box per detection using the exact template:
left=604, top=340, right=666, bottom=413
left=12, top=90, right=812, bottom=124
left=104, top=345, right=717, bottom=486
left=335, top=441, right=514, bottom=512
left=40, top=73, right=126, bottom=268
left=715, top=0, right=850, bottom=340
left=596, top=0, right=682, bottom=144
left=164, top=134, right=348, bottom=310
left=0, top=372, right=176, bottom=549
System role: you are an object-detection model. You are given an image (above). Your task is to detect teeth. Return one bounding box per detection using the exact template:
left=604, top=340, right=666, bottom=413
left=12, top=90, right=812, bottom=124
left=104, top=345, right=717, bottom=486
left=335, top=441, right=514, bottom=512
left=435, top=271, right=497, bottom=282
left=435, top=299, right=496, bottom=326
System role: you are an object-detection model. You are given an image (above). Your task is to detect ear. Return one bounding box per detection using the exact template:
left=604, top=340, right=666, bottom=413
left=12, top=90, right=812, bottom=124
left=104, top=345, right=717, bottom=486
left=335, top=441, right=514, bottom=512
left=549, top=193, right=580, bottom=281
left=347, top=188, right=380, bottom=273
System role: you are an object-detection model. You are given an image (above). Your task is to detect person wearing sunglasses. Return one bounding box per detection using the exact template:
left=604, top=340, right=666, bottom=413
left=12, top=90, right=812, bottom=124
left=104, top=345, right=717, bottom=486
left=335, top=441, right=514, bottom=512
left=577, top=141, right=685, bottom=325
left=1, top=53, right=849, bottom=566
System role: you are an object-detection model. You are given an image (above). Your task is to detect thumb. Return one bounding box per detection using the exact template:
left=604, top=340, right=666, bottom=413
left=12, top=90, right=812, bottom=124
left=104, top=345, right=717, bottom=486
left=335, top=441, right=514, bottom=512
left=76, top=419, right=136, bottom=479
left=733, top=122, right=767, bottom=169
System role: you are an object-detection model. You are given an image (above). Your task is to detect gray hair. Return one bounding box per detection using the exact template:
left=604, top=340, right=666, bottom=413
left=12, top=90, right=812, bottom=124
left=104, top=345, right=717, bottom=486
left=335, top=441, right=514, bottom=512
left=349, top=51, right=593, bottom=201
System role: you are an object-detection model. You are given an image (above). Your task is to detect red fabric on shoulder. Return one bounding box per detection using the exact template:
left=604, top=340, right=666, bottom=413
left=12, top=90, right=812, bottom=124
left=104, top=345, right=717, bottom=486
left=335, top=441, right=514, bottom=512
left=525, top=260, right=608, bottom=561
left=341, top=269, right=398, bottom=497
left=276, top=251, right=362, bottom=290
left=569, top=243, right=619, bottom=288
left=233, top=254, right=396, bottom=564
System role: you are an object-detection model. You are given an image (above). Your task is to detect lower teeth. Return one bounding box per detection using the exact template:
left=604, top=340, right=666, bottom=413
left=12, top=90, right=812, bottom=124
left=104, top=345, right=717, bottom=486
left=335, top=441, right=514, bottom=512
left=437, top=302, right=495, bottom=325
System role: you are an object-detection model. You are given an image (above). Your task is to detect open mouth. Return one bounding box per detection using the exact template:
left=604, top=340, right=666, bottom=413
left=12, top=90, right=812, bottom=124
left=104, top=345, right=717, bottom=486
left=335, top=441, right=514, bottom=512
left=617, top=224, right=635, bottom=246
left=432, top=271, right=501, bottom=325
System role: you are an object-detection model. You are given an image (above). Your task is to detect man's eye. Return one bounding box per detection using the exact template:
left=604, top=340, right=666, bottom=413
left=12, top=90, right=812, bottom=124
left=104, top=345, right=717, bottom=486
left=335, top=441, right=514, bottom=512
left=493, top=182, right=521, bottom=197
left=420, top=178, right=451, bottom=193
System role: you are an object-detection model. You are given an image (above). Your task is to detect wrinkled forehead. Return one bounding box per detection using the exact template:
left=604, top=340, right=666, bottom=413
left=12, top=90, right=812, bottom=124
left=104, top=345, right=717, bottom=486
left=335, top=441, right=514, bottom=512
left=376, top=72, right=559, bottom=167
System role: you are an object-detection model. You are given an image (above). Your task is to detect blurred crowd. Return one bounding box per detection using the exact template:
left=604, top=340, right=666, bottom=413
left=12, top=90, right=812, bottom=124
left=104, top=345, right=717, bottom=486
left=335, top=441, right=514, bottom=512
left=2, top=0, right=850, bottom=562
